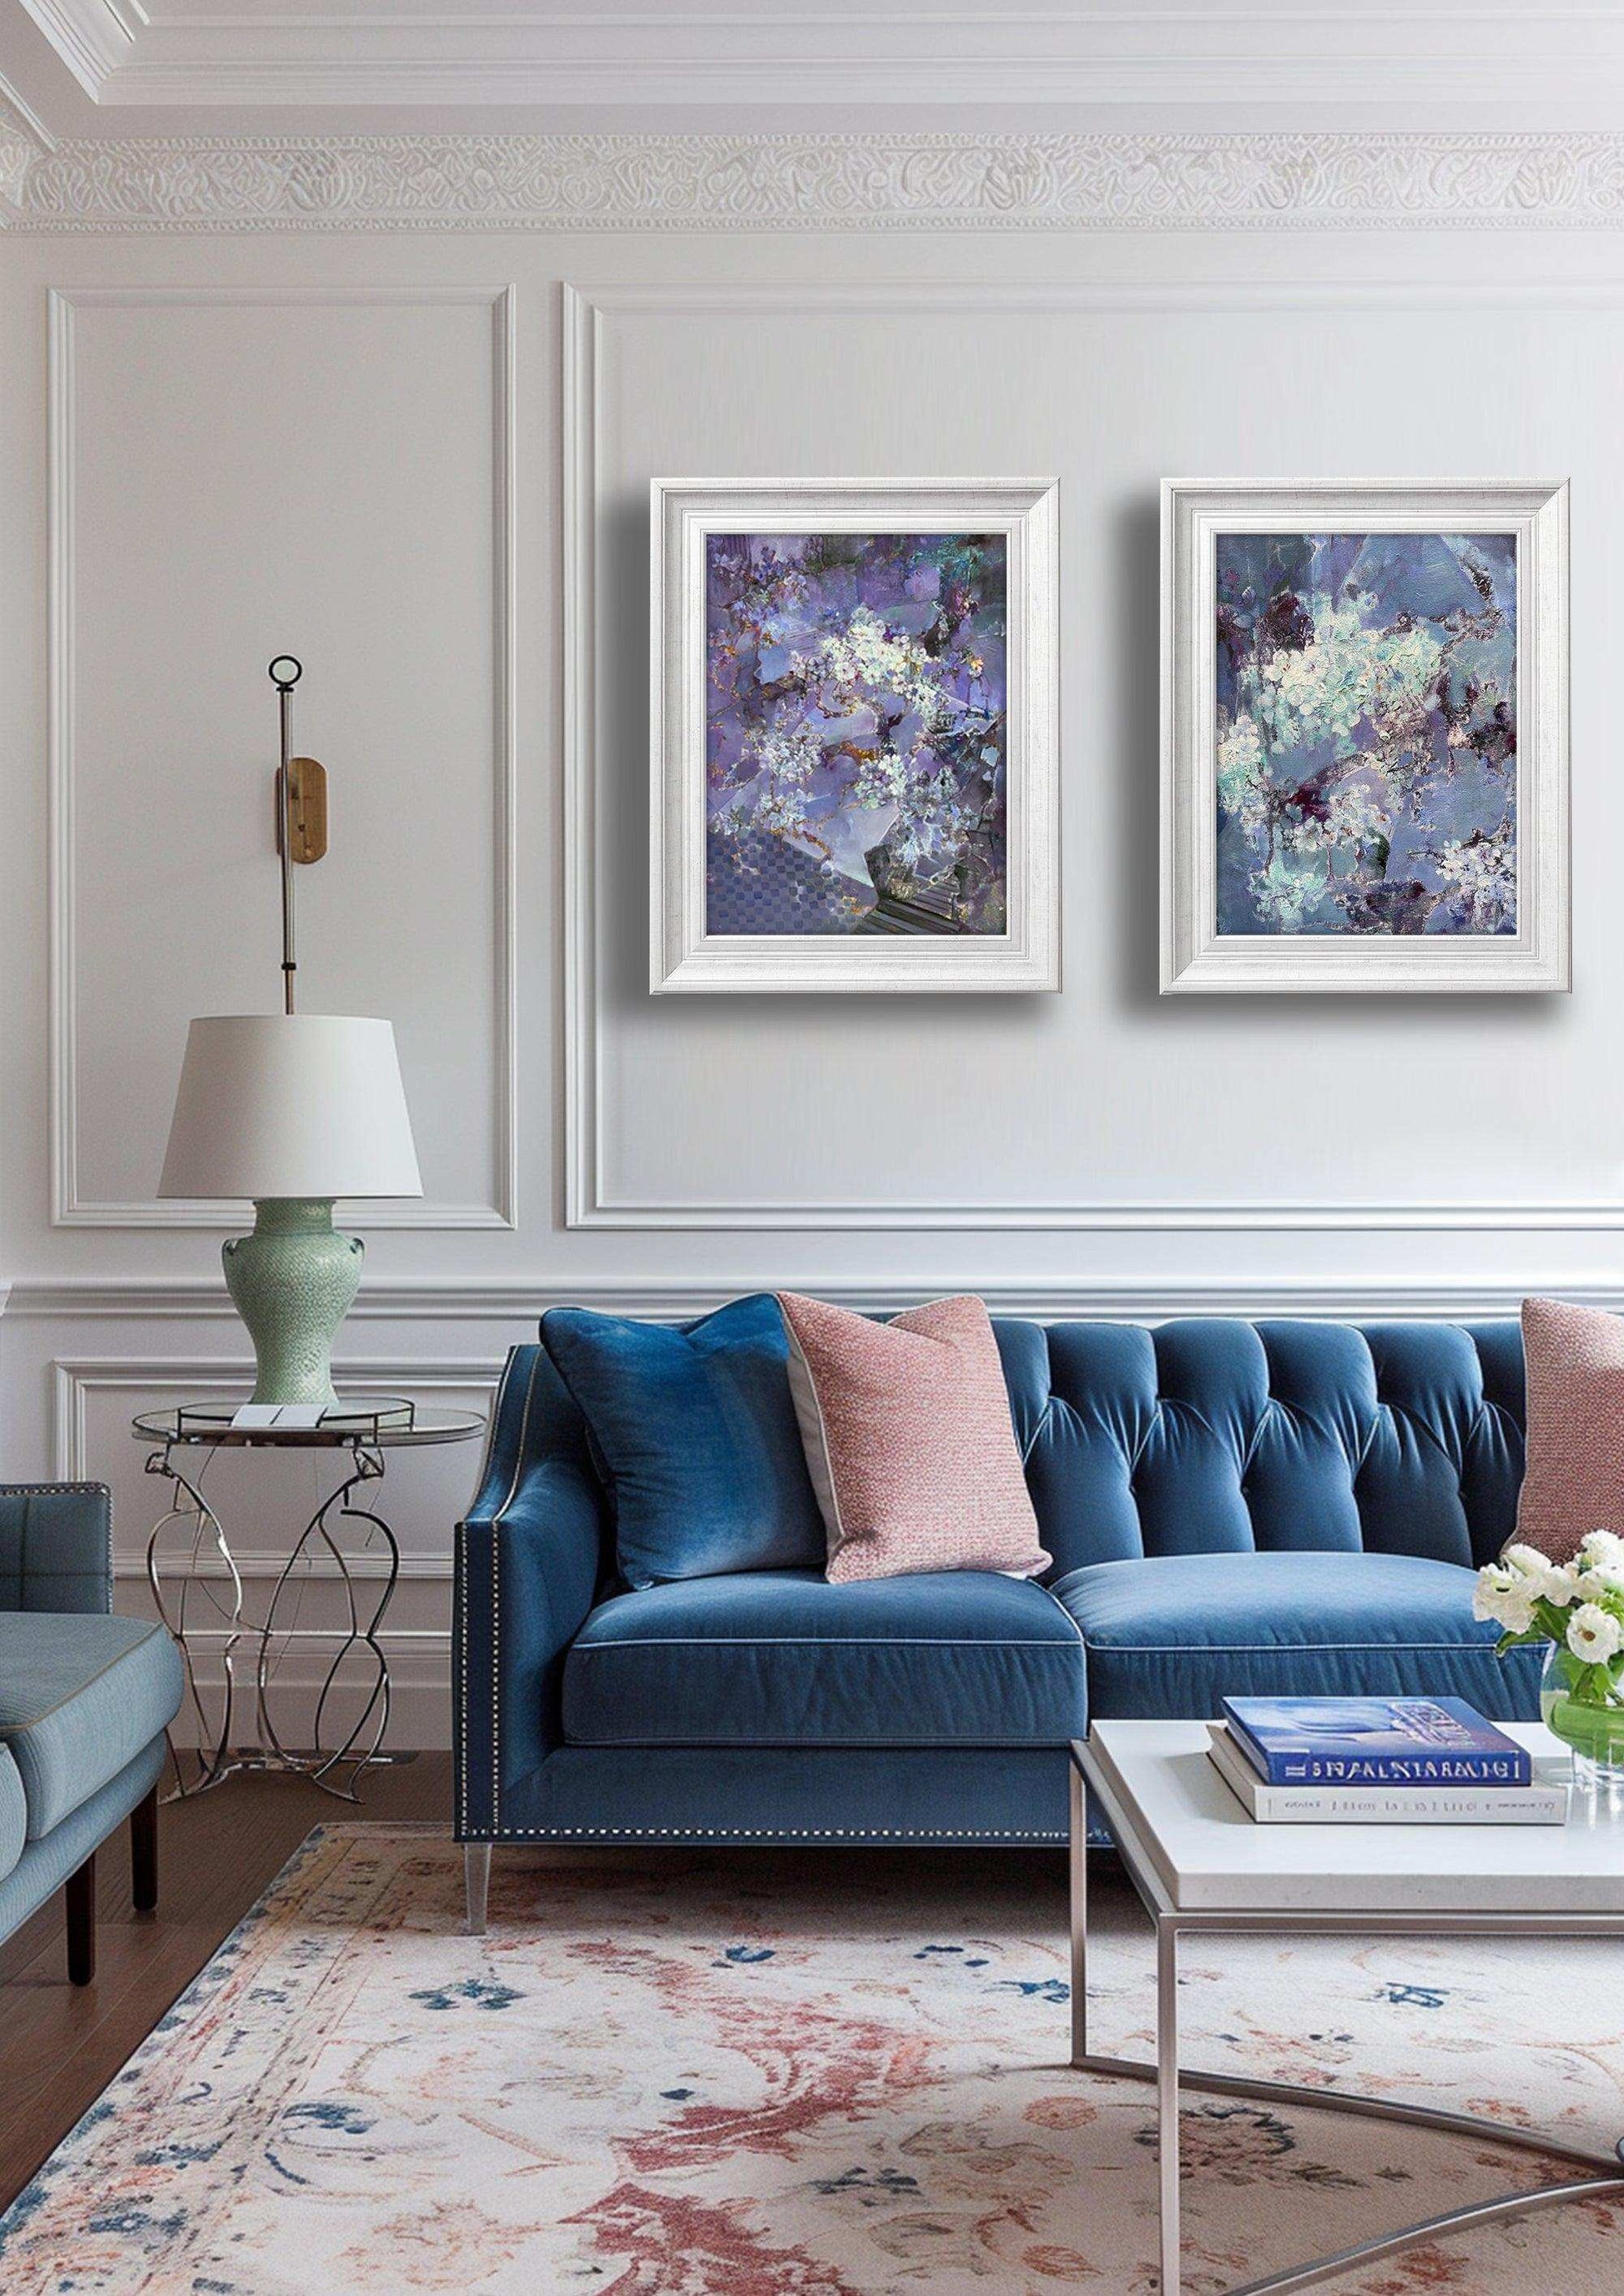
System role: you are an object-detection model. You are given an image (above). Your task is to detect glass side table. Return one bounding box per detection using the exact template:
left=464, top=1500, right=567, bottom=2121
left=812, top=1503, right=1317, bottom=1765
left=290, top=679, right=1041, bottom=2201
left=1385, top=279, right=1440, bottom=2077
left=132, top=1399, right=486, bottom=1803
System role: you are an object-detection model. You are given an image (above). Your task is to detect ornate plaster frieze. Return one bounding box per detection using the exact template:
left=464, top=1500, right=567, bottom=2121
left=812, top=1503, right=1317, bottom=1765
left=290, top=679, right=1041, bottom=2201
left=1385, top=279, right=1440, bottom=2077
left=8, top=131, right=1624, bottom=232
left=0, top=94, right=43, bottom=219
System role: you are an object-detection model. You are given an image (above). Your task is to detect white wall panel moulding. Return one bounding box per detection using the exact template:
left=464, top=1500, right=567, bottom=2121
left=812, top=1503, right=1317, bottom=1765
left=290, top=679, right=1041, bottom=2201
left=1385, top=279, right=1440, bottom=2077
left=13, top=1281, right=1624, bottom=1327
left=159, top=1678, right=449, bottom=1750
left=109, top=1555, right=454, bottom=1589
left=47, top=284, right=519, bottom=1230
left=566, top=279, right=1623, bottom=1237
left=10, top=132, right=1624, bottom=232
left=53, top=1353, right=502, bottom=1478
left=8, top=1281, right=562, bottom=1321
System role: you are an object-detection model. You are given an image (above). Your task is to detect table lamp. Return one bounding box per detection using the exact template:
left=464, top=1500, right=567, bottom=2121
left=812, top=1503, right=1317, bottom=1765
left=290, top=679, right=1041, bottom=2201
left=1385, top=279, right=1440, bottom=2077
left=158, top=659, right=422, bottom=1408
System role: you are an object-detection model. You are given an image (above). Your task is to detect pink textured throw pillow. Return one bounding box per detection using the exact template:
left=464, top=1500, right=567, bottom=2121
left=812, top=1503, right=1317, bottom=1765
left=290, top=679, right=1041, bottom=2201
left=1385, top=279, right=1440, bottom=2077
left=1514, top=1296, right=1624, bottom=1561
left=776, top=1292, right=1050, bottom=1584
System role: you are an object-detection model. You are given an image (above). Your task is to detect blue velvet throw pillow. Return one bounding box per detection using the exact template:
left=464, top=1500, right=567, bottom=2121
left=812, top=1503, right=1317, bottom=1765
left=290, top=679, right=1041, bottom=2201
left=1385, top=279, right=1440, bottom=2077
left=540, top=1293, right=826, bottom=1587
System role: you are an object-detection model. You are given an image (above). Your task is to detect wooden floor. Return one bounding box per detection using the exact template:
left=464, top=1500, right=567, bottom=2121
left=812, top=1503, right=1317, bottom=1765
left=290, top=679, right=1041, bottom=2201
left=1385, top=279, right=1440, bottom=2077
left=0, top=1751, right=453, bottom=2216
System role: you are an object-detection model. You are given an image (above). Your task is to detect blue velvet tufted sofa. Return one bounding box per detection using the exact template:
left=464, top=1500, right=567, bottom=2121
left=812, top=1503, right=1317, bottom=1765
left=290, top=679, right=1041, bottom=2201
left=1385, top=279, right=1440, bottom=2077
left=453, top=1315, right=1542, bottom=1931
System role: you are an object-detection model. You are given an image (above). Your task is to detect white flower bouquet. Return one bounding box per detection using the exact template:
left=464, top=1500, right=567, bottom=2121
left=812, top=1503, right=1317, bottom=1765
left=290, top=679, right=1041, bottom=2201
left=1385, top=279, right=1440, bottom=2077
left=1475, top=1532, right=1624, bottom=1781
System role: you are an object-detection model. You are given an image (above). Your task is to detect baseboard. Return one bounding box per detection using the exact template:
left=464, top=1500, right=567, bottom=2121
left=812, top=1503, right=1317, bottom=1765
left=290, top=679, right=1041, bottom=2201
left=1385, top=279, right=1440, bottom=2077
left=167, top=1669, right=451, bottom=1755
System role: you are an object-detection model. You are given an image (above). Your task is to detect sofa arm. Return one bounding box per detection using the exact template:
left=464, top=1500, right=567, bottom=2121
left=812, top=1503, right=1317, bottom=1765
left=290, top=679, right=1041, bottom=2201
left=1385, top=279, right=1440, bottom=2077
left=453, top=1346, right=604, bottom=1835
left=0, top=1483, right=112, bottom=1614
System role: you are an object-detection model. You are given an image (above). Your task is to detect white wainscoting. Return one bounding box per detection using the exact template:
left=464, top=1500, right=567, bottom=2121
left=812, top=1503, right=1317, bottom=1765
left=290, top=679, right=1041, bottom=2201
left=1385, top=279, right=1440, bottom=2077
left=0, top=1276, right=1601, bottom=1749
left=13, top=1279, right=1621, bottom=1329
left=564, top=279, right=1624, bottom=1234
left=52, top=1351, right=500, bottom=1749
left=0, top=1271, right=1581, bottom=1750
left=47, top=284, right=518, bottom=1230
left=10, top=215, right=1624, bottom=1756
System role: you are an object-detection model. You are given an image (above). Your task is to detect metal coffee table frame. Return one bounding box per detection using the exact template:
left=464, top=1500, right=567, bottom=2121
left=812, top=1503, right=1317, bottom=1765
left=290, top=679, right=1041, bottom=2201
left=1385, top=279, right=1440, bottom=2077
left=1071, top=1740, right=1624, bottom=2296
left=136, top=1400, right=484, bottom=1805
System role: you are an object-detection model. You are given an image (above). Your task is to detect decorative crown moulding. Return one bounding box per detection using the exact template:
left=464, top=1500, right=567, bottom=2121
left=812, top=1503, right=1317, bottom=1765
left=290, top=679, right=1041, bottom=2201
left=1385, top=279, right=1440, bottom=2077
left=7, top=130, right=1624, bottom=232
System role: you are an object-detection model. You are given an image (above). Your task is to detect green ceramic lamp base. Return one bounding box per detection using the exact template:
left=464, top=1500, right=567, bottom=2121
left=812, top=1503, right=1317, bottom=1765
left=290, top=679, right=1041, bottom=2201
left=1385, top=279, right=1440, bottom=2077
left=222, top=1198, right=364, bottom=1409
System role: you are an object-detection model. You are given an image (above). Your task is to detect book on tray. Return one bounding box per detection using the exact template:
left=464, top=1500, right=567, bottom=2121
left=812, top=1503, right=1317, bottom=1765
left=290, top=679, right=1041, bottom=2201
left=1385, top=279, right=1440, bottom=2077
left=1205, top=1720, right=1570, bottom=1825
left=1219, top=1695, right=1532, bottom=1787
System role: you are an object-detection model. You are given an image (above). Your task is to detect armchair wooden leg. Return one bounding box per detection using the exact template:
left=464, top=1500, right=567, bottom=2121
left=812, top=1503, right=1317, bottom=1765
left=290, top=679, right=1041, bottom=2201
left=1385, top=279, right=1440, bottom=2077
left=130, top=1784, right=158, bottom=1914
left=464, top=1843, right=491, bottom=1936
left=66, top=1853, right=96, bottom=1986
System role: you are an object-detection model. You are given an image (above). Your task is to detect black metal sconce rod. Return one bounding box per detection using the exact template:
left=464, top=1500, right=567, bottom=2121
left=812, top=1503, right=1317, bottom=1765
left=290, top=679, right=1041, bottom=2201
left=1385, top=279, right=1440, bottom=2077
left=269, top=655, right=302, bottom=1015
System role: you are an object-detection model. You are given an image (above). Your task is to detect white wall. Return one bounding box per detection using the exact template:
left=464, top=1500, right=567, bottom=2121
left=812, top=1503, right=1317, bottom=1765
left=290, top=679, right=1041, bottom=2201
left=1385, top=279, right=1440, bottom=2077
left=5, top=193, right=1624, bottom=1743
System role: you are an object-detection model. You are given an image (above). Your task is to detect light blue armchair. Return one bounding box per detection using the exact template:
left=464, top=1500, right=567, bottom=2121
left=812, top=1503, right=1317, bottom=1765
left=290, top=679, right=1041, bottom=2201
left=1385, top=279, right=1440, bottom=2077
left=0, top=1484, right=184, bottom=1982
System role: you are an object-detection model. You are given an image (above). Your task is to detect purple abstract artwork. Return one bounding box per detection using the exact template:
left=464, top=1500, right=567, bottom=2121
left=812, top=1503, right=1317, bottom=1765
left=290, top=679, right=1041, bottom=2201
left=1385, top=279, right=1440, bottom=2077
left=704, top=532, right=1007, bottom=937
left=1215, top=531, right=1518, bottom=936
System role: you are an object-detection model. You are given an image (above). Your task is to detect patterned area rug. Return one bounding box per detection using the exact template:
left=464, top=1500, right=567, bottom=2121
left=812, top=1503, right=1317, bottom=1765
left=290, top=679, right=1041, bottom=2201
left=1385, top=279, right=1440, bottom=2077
left=2, top=1826, right=1621, bottom=2293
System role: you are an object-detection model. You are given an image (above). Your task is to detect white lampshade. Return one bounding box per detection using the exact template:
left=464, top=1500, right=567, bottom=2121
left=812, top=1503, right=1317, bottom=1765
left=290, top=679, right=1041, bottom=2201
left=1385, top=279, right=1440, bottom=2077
left=159, top=1015, right=422, bottom=1201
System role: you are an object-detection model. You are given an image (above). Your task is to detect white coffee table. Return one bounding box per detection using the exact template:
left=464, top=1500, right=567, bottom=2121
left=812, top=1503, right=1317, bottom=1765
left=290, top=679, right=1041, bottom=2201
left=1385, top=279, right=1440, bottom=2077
left=1072, top=1721, right=1624, bottom=2296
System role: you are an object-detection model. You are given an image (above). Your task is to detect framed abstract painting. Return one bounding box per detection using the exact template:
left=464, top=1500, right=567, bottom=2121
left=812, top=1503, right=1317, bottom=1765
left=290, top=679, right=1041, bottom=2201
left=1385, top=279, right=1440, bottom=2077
left=1162, top=478, right=1569, bottom=992
left=651, top=477, right=1059, bottom=992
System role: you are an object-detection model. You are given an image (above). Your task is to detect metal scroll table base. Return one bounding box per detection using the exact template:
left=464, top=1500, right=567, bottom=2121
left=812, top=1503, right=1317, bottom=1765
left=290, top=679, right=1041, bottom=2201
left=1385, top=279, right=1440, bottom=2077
left=1069, top=1761, right=1624, bottom=2296
left=144, top=1437, right=398, bottom=1804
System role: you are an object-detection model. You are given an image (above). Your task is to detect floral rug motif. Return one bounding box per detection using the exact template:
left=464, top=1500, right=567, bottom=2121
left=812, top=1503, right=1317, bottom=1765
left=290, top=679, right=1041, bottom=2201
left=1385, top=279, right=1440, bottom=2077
left=2, top=1827, right=1621, bottom=2293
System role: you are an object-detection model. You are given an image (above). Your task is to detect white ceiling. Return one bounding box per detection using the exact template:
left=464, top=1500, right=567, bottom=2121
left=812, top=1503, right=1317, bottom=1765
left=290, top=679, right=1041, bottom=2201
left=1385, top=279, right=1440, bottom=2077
left=7, top=3, right=1624, bottom=141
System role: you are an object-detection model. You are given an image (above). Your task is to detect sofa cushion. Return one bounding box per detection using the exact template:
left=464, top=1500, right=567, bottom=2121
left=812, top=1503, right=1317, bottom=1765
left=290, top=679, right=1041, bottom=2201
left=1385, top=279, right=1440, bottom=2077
left=541, top=1294, right=825, bottom=1588
left=0, top=1614, right=183, bottom=1839
left=779, top=1292, right=1049, bottom=1584
left=1513, top=1294, right=1624, bottom=1562
left=562, top=1568, right=1087, bottom=1749
left=0, top=1748, right=24, bottom=1883
left=1050, top=1551, right=1542, bottom=1722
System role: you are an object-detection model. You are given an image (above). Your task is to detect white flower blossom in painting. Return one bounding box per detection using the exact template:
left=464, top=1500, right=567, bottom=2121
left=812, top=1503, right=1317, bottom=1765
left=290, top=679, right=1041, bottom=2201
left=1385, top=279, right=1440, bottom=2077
left=706, top=533, right=1007, bottom=937
left=1246, top=853, right=1322, bottom=933
left=1431, top=826, right=1517, bottom=933
left=1215, top=533, right=1517, bottom=938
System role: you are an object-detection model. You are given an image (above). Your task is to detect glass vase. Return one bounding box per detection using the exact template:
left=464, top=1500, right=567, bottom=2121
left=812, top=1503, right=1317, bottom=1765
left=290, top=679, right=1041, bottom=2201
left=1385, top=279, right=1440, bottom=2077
left=1540, top=1642, right=1624, bottom=1808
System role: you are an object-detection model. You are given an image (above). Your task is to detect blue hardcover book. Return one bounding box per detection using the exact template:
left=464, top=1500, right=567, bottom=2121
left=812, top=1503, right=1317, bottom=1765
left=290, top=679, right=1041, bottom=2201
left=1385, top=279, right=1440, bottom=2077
left=1219, top=1697, right=1531, bottom=1787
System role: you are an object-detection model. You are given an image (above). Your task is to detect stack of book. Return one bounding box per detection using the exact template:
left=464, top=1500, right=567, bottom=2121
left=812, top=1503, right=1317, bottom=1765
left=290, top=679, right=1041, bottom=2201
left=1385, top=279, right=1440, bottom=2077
left=1208, top=1695, right=1571, bottom=1825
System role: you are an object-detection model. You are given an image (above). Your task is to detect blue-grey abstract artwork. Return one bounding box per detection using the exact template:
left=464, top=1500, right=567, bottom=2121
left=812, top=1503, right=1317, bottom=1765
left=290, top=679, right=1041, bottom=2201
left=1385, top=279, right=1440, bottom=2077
left=704, top=532, right=1007, bottom=937
left=1215, top=532, right=1517, bottom=935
